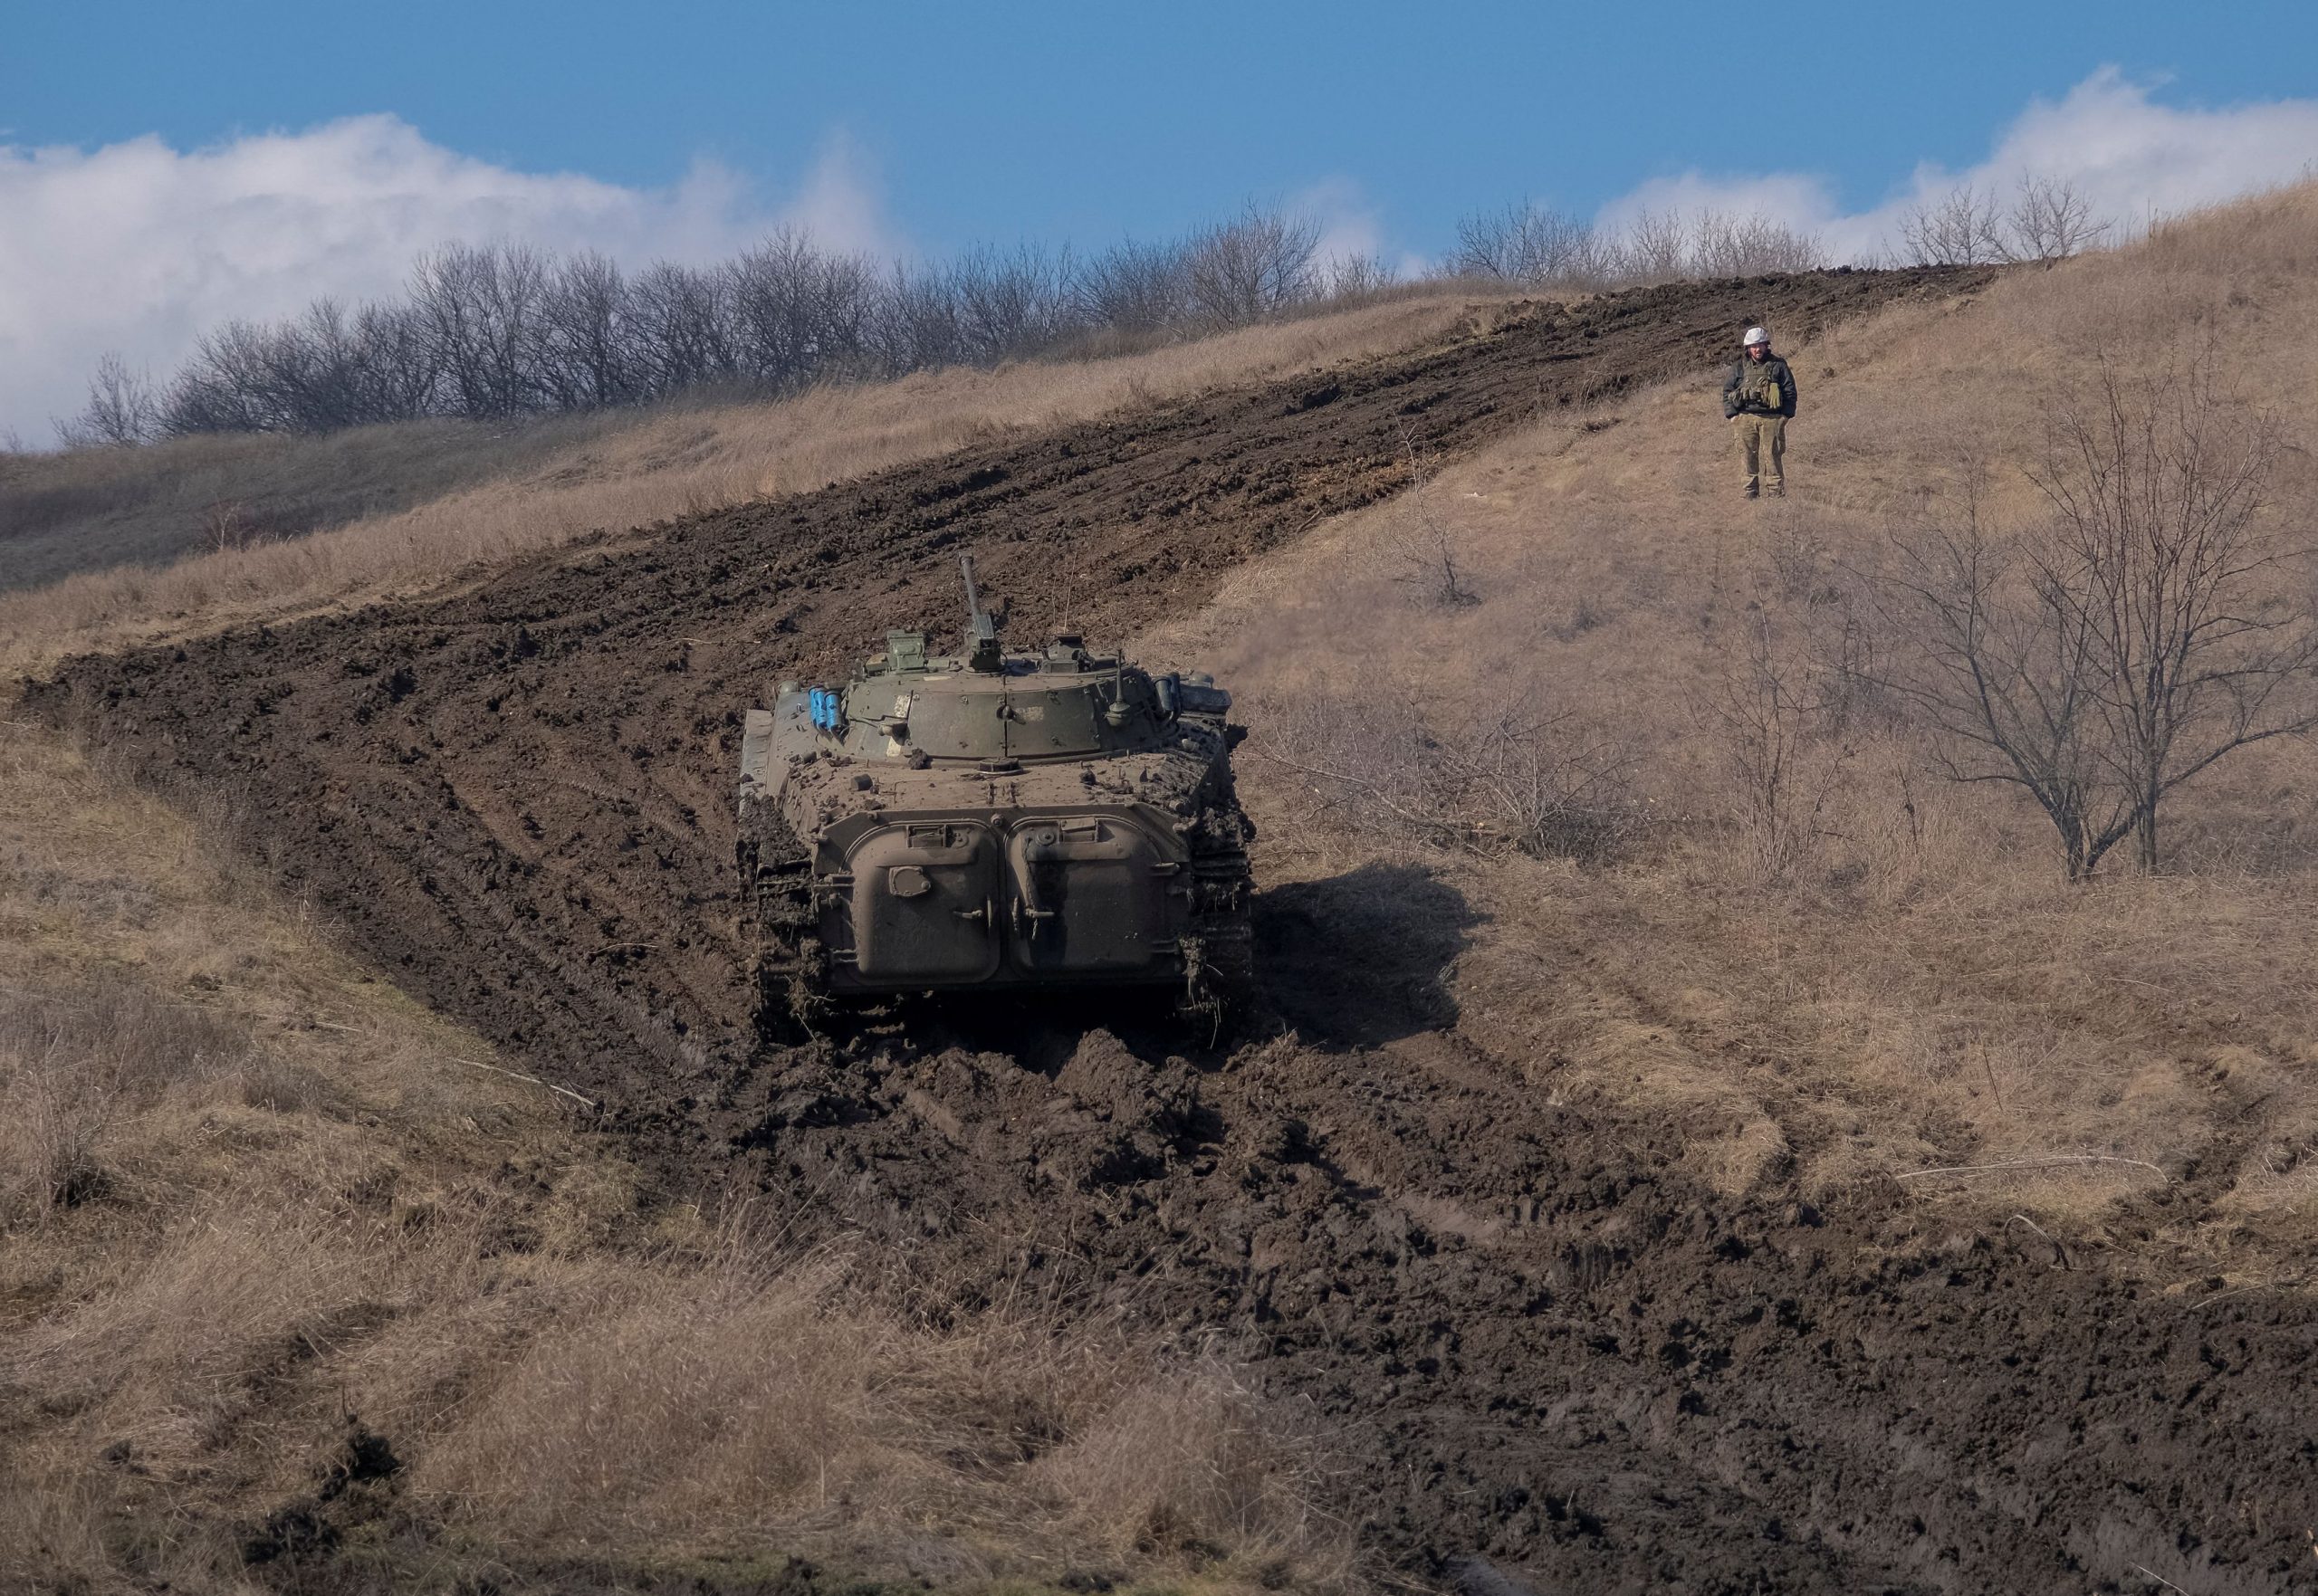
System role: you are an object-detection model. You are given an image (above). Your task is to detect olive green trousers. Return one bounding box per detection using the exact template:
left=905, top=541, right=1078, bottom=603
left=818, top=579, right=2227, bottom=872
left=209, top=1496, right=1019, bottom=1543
left=1732, top=414, right=1786, bottom=498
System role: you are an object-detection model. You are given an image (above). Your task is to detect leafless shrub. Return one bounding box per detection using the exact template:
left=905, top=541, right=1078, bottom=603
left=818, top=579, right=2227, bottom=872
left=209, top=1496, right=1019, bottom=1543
left=1896, top=177, right=2111, bottom=269
left=1070, top=236, right=1193, bottom=334
left=2003, top=177, right=2112, bottom=266
left=1689, top=210, right=1828, bottom=276
left=1898, top=184, right=2009, bottom=266
left=1394, top=522, right=1474, bottom=609
left=201, top=498, right=262, bottom=555
left=1260, top=689, right=1648, bottom=863
left=56, top=352, right=161, bottom=448
left=1184, top=203, right=1324, bottom=330
left=1451, top=201, right=1608, bottom=287
left=1382, top=426, right=1478, bottom=607
left=1701, top=609, right=1855, bottom=883
left=1325, top=252, right=1399, bottom=301
left=1451, top=202, right=1824, bottom=291
left=1870, top=352, right=2315, bottom=879
left=1613, top=207, right=1691, bottom=283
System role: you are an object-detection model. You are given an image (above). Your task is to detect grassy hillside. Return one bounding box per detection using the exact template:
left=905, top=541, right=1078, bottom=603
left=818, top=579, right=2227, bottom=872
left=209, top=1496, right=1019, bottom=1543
left=1150, top=182, right=2318, bottom=1260
left=0, top=293, right=1495, bottom=673
left=0, top=410, right=637, bottom=595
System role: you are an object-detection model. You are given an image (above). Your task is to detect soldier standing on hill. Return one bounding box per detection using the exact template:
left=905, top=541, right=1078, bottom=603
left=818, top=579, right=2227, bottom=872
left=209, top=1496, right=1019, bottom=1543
left=1722, top=326, right=1797, bottom=499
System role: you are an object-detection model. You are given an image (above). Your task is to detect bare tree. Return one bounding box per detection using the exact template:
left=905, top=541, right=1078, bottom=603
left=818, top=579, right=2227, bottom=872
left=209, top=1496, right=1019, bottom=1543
left=350, top=301, right=444, bottom=422
left=1689, top=210, right=1827, bottom=276
left=1609, top=208, right=1689, bottom=283
left=627, top=261, right=735, bottom=397
left=1897, top=185, right=2007, bottom=266
left=409, top=243, right=554, bottom=417
left=57, top=351, right=160, bottom=447
left=1873, top=355, right=2317, bottom=878
left=948, top=243, right=1078, bottom=364
left=730, top=229, right=879, bottom=388
left=1070, top=237, right=1193, bottom=335
left=91, top=194, right=1595, bottom=440
left=2000, top=177, right=2110, bottom=267
left=1451, top=201, right=1605, bottom=287
left=1324, top=252, right=1398, bottom=300
left=1183, top=204, right=1321, bottom=330
left=871, top=259, right=967, bottom=374
left=537, top=252, right=638, bottom=409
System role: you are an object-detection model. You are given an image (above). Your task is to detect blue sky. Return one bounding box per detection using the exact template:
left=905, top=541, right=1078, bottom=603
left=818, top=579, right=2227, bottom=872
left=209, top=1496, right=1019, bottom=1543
left=11, top=0, right=2318, bottom=255
left=7, top=1, right=2318, bottom=437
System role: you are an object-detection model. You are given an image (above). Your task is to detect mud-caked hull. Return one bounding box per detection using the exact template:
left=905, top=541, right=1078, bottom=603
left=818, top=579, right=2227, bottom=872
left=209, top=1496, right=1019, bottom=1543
left=738, top=646, right=1251, bottom=1029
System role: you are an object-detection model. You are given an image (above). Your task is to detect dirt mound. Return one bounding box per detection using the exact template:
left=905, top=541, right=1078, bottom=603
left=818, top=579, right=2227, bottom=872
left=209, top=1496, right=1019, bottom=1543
left=724, top=1016, right=2318, bottom=1593
left=36, top=265, right=2318, bottom=1592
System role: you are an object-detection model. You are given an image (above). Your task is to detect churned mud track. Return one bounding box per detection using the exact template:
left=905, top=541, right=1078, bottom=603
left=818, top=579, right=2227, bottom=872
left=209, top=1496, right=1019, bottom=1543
left=34, top=264, right=2318, bottom=1592
left=727, top=996, right=2318, bottom=1594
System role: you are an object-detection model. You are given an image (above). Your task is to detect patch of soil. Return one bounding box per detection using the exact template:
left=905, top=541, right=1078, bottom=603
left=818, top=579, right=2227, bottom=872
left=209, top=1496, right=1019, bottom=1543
left=41, top=268, right=2318, bottom=1594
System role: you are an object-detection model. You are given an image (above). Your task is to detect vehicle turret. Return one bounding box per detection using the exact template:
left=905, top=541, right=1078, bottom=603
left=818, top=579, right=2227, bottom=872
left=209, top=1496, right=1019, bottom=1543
left=735, top=555, right=1252, bottom=1033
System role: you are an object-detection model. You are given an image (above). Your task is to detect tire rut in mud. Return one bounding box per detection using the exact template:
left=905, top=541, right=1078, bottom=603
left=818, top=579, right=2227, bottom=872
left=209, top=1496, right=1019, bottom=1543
left=36, top=265, right=2318, bottom=1592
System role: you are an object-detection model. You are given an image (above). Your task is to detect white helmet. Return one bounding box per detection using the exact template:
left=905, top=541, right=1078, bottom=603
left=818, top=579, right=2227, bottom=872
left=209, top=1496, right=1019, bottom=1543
left=1742, top=326, right=1770, bottom=347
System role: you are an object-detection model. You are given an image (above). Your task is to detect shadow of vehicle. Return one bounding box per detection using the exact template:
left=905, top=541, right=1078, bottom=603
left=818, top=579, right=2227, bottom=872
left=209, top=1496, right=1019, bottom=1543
left=1254, top=859, right=1485, bottom=1048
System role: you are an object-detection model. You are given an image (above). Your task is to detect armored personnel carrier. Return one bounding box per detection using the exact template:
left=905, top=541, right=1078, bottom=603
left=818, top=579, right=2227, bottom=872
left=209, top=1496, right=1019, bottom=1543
left=736, top=556, right=1252, bottom=1034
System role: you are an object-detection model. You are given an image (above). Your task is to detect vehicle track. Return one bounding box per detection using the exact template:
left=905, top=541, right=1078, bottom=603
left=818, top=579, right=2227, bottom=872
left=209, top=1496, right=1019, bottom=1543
left=36, top=265, right=2318, bottom=1592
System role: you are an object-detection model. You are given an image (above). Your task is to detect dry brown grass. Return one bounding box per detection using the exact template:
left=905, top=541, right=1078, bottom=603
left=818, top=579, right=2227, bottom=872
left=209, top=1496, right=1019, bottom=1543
left=1144, top=184, right=2318, bottom=1259
left=0, top=410, right=637, bottom=592
left=0, top=720, right=1357, bottom=1594
left=0, top=294, right=1499, bottom=678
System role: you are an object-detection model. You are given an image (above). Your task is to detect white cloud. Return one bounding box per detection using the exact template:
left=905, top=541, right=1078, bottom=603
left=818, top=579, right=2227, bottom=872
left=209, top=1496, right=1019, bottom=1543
left=1293, top=177, right=1384, bottom=267
left=0, top=115, right=895, bottom=443
left=1594, top=69, right=2318, bottom=263
left=1292, top=177, right=1442, bottom=288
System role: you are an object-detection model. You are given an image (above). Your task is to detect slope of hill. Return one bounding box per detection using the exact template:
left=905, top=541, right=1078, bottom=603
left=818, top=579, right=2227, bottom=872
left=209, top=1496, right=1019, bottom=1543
left=0, top=292, right=1494, bottom=661
left=11, top=191, right=2318, bottom=1595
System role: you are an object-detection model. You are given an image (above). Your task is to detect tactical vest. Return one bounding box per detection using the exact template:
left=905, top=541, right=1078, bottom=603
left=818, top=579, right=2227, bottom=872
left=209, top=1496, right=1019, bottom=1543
left=1735, top=359, right=1785, bottom=414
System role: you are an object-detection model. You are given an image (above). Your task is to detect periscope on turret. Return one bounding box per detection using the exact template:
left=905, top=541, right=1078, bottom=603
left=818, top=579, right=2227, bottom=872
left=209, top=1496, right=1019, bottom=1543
left=736, top=555, right=1254, bottom=1034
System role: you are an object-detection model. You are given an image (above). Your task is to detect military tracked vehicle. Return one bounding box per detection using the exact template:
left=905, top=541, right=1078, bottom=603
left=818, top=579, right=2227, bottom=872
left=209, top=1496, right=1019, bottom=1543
left=736, top=556, right=1253, bottom=1034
